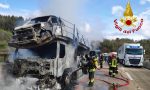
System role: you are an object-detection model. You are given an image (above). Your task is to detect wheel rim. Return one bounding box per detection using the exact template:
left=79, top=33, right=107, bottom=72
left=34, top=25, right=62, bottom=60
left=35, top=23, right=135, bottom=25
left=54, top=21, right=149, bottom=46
left=65, top=75, right=70, bottom=85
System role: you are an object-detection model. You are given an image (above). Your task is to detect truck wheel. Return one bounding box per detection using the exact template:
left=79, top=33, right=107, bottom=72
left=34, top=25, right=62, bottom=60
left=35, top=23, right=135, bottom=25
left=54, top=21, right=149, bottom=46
left=61, top=68, right=72, bottom=89
left=40, top=30, right=51, bottom=39
left=123, top=60, right=127, bottom=67
left=123, top=60, right=125, bottom=65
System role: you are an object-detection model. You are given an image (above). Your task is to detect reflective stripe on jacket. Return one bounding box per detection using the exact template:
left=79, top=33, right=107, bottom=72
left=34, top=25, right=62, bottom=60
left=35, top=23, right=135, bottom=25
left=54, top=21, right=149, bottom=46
left=89, top=68, right=96, bottom=72
left=94, top=58, right=99, bottom=68
left=88, top=58, right=99, bottom=72
left=111, top=59, right=117, bottom=67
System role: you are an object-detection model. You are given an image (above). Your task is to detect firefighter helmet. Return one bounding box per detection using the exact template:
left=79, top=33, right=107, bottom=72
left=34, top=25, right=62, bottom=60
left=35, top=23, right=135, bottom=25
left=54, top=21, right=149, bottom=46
left=89, top=51, right=96, bottom=57
left=111, top=54, right=116, bottom=59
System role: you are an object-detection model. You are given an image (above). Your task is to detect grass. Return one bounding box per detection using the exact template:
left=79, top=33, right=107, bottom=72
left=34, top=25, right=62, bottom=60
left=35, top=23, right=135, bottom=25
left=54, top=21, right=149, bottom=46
left=0, top=29, right=11, bottom=62
left=0, top=57, right=4, bottom=62
left=0, top=29, right=12, bottom=41
left=0, top=41, right=7, bottom=50
left=0, top=29, right=12, bottom=50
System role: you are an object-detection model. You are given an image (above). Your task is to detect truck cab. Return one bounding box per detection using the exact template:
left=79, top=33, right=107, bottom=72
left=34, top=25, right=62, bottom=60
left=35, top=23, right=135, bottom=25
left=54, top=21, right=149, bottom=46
left=118, top=43, right=144, bottom=66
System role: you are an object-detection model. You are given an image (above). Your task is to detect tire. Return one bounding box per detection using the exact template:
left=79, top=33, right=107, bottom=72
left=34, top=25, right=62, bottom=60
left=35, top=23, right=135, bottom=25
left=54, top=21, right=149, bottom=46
left=123, top=60, right=125, bottom=66
left=123, top=60, right=127, bottom=67
left=40, top=30, right=51, bottom=39
left=61, top=68, right=72, bottom=89
left=72, top=71, right=78, bottom=81
left=121, top=59, right=123, bottom=64
left=138, top=66, right=143, bottom=68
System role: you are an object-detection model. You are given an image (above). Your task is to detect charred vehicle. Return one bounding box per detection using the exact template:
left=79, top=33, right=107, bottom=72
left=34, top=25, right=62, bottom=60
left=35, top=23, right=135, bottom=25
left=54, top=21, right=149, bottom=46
left=8, top=15, right=89, bottom=89
left=9, top=15, right=66, bottom=48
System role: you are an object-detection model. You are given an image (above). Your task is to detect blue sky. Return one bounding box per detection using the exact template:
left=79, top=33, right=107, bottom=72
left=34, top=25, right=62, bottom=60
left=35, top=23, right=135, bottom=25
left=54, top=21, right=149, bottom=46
left=0, top=0, right=150, bottom=41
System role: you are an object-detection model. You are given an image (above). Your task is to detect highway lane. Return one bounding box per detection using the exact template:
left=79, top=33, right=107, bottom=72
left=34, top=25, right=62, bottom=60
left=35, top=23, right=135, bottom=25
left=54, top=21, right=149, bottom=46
left=75, top=63, right=150, bottom=90
left=120, top=65, right=150, bottom=90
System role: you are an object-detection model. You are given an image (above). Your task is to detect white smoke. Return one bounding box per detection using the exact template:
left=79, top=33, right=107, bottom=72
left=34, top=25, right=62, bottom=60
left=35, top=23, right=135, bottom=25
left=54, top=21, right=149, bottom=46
left=0, top=63, right=38, bottom=90
left=37, top=0, right=87, bottom=24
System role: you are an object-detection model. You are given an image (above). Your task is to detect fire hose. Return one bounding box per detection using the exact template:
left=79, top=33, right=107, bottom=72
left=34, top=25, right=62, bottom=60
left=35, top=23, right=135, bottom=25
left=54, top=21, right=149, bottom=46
left=96, top=68, right=129, bottom=90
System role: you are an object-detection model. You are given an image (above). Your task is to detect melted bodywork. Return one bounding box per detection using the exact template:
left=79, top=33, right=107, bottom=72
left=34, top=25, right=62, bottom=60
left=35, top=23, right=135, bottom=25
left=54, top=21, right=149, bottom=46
left=9, top=15, right=64, bottom=48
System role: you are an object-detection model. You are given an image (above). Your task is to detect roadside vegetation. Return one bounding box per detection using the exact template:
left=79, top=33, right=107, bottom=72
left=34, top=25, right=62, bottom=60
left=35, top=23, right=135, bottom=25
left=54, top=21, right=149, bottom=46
left=0, top=29, right=12, bottom=50
left=98, top=38, right=150, bottom=59
left=0, top=15, right=23, bottom=31
left=0, top=15, right=23, bottom=61
left=0, top=15, right=23, bottom=50
left=0, top=29, right=12, bottom=62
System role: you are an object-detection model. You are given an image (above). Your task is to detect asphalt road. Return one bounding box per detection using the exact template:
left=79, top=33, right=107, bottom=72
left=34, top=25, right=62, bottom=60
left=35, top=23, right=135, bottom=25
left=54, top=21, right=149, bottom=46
left=120, top=65, right=150, bottom=90
left=75, top=63, right=150, bottom=90
left=0, top=62, right=150, bottom=90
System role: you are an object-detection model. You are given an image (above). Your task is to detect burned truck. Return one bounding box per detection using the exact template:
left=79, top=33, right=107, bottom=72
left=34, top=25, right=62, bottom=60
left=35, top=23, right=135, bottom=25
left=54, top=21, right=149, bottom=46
left=8, top=15, right=89, bottom=89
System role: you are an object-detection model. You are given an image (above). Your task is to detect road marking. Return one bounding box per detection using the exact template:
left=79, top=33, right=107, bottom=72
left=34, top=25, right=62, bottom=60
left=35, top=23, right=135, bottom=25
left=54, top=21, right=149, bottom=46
left=125, top=72, right=133, bottom=80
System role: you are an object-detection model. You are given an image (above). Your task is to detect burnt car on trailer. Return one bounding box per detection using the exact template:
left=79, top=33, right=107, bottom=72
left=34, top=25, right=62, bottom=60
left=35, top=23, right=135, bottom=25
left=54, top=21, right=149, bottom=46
left=9, top=15, right=65, bottom=48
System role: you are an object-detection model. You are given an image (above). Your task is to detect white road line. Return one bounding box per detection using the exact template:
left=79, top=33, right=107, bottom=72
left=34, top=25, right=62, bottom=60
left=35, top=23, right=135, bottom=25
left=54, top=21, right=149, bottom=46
left=125, top=72, right=133, bottom=80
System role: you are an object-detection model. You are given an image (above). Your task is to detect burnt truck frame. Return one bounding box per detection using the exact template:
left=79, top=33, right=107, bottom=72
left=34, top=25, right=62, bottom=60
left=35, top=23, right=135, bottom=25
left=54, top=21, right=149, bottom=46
left=8, top=15, right=89, bottom=89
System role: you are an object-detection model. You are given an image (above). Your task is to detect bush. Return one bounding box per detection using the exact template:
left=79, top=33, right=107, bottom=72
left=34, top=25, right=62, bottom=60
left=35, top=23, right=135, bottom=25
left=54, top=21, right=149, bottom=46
left=0, top=41, right=7, bottom=49
left=0, top=29, right=12, bottom=42
left=0, top=29, right=12, bottom=50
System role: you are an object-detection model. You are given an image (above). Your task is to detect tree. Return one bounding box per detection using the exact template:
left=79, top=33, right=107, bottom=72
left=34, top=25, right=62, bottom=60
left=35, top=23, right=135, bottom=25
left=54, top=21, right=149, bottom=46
left=0, top=15, right=24, bottom=31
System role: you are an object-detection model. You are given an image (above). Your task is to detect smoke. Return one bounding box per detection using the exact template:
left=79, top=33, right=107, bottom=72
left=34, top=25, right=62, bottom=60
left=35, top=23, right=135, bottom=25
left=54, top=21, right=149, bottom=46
left=0, top=63, right=38, bottom=90
left=38, top=0, right=87, bottom=23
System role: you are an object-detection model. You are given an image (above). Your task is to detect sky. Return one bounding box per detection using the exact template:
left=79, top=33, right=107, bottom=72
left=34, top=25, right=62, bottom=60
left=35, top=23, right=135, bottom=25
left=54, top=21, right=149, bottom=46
left=0, top=0, right=150, bottom=41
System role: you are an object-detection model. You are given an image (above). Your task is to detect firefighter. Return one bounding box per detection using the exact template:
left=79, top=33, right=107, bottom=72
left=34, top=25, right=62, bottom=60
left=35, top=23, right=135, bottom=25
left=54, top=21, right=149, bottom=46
left=108, top=54, right=118, bottom=77
left=99, top=53, right=104, bottom=68
left=86, top=51, right=100, bottom=87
